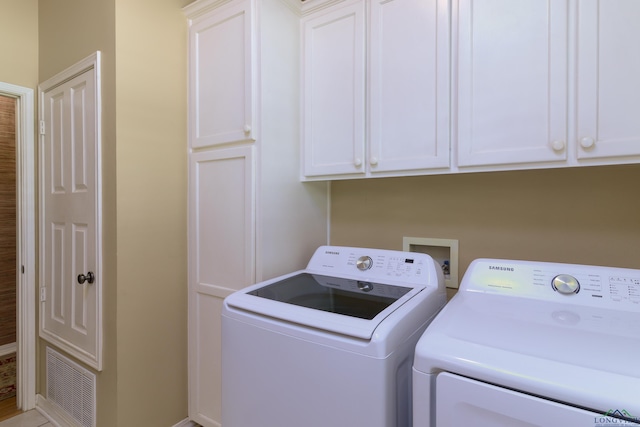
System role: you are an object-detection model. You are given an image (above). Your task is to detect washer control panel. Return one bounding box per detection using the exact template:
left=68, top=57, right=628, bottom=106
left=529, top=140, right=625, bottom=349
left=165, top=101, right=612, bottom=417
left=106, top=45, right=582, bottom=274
left=465, top=259, right=640, bottom=309
left=306, top=245, right=437, bottom=286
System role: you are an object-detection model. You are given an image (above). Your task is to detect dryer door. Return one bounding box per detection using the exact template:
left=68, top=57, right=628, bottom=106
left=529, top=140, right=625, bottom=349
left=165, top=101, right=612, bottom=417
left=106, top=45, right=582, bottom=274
left=435, top=373, right=640, bottom=426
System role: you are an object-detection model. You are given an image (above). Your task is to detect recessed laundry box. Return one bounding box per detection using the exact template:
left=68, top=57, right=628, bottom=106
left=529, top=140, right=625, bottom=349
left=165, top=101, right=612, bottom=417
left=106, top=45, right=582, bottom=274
left=222, top=245, right=446, bottom=427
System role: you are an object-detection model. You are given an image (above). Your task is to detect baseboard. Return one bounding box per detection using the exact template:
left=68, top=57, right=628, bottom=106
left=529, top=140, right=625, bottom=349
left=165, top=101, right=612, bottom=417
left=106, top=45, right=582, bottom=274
left=0, top=343, right=16, bottom=358
left=38, top=393, right=201, bottom=427
left=172, top=419, right=201, bottom=427
left=36, top=394, right=80, bottom=427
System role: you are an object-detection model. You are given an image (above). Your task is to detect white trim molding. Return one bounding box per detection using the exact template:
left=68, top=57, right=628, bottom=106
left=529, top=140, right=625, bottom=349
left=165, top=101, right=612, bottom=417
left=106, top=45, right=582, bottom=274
left=0, top=80, right=36, bottom=412
left=172, top=419, right=202, bottom=427
left=37, top=394, right=76, bottom=427
left=0, top=342, right=17, bottom=357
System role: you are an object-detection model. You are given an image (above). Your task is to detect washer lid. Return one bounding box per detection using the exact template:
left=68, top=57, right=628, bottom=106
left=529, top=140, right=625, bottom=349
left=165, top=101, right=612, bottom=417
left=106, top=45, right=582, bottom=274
left=225, top=270, right=426, bottom=339
left=248, top=272, right=412, bottom=319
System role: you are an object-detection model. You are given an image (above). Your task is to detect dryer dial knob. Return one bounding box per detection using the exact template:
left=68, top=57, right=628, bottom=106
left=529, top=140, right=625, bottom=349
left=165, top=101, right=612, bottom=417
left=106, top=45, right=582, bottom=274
left=356, top=256, right=373, bottom=271
left=552, top=274, right=580, bottom=294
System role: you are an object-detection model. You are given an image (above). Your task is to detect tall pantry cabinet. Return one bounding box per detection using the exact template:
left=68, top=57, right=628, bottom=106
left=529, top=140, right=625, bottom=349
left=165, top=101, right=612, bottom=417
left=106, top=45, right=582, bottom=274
left=184, top=0, right=328, bottom=425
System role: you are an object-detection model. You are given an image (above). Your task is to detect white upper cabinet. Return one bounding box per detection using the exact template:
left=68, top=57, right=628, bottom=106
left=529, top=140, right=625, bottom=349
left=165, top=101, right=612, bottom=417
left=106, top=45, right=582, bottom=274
left=189, top=0, right=255, bottom=148
left=301, top=0, right=366, bottom=177
left=576, top=0, right=640, bottom=161
left=369, top=0, right=450, bottom=174
left=302, top=0, right=640, bottom=179
left=455, top=0, right=569, bottom=168
left=455, top=0, right=640, bottom=170
left=301, top=0, right=450, bottom=180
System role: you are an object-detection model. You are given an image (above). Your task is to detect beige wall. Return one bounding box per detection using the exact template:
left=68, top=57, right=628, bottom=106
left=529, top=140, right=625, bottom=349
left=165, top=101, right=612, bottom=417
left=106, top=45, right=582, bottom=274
left=114, top=0, right=189, bottom=425
left=38, top=2, right=119, bottom=425
left=0, top=0, right=39, bottom=89
left=331, top=164, right=640, bottom=287
left=38, top=0, right=189, bottom=426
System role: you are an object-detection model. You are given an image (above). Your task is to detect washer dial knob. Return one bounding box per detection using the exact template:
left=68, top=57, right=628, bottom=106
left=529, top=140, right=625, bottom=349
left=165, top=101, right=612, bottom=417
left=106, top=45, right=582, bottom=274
left=356, top=256, right=373, bottom=271
left=552, top=274, right=580, bottom=294
left=357, top=281, right=373, bottom=292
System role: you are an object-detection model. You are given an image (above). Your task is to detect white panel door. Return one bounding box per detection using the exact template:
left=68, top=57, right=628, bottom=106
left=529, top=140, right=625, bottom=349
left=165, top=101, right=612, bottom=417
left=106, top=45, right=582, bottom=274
left=302, top=0, right=366, bottom=177
left=577, top=0, right=640, bottom=160
left=456, top=0, right=568, bottom=167
left=189, top=0, right=255, bottom=149
left=188, top=145, right=255, bottom=427
left=369, top=0, right=450, bottom=173
left=436, top=373, right=639, bottom=426
left=39, top=53, right=102, bottom=371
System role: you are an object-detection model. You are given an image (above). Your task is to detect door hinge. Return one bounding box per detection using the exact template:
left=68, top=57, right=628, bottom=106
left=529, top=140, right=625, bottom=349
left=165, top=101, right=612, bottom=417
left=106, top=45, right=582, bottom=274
left=39, top=120, right=46, bottom=135
left=40, top=287, right=46, bottom=302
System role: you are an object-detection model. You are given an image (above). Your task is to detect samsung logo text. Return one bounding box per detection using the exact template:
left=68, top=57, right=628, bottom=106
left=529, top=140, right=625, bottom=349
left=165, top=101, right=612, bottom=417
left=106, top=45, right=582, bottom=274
left=489, top=266, right=514, bottom=272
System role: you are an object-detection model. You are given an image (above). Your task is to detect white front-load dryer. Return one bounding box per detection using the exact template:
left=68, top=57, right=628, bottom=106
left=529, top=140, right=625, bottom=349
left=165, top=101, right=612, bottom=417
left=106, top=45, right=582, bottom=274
left=222, top=246, right=446, bottom=427
left=413, top=258, right=640, bottom=427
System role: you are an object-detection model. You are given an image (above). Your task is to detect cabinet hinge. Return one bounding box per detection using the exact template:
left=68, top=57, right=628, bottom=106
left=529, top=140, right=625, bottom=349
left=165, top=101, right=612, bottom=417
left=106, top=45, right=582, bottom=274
left=39, top=120, right=46, bottom=135
left=40, top=287, right=46, bottom=302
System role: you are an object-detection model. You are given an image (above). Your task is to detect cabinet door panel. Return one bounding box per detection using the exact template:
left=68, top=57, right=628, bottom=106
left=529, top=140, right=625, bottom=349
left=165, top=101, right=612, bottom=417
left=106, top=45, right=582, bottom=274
left=577, top=0, right=640, bottom=160
left=189, top=0, right=254, bottom=148
left=302, top=0, right=365, bottom=177
left=457, top=0, right=568, bottom=167
left=369, top=0, right=450, bottom=173
left=189, top=293, right=225, bottom=427
left=189, top=146, right=255, bottom=292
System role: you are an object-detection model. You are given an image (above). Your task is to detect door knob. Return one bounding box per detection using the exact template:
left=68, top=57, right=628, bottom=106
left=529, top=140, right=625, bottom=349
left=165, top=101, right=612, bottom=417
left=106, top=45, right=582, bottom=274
left=77, top=272, right=95, bottom=285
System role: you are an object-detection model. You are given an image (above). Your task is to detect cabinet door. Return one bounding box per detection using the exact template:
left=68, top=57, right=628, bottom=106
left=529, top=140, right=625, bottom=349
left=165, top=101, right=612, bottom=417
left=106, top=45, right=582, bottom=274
left=188, top=0, right=255, bottom=149
left=188, top=145, right=255, bottom=427
left=577, top=0, right=640, bottom=160
left=369, top=0, right=450, bottom=173
left=456, top=0, right=568, bottom=167
left=189, top=292, right=225, bottom=427
left=301, top=0, right=366, bottom=177
left=189, top=145, right=255, bottom=301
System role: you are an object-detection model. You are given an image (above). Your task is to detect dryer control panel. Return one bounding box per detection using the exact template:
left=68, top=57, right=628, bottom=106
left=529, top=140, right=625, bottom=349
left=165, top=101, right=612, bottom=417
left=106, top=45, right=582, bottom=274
left=464, top=259, right=640, bottom=310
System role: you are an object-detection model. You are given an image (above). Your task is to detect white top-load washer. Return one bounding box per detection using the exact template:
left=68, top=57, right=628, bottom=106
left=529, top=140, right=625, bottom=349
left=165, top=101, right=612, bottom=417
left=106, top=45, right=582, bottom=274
left=222, top=245, right=446, bottom=427
left=413, top=258, right=640, bottom=427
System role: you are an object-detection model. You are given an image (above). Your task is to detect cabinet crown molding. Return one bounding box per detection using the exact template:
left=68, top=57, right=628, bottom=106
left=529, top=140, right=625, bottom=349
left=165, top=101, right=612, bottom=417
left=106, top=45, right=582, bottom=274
left=183, top=0, right=234, bottom=18
left=185, top=0, right=303, bottom=19
left=301, top=0, right=350, bottom=17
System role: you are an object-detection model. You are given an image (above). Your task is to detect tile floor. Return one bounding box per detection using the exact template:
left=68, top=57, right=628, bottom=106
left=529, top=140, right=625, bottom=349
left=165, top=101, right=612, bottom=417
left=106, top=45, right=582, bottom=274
left=0, top=410, right=53, bottom=427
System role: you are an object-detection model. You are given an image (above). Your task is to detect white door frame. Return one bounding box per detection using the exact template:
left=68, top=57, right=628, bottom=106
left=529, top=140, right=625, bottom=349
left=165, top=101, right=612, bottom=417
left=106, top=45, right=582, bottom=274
left=0, top=81, right=37, bottom=411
